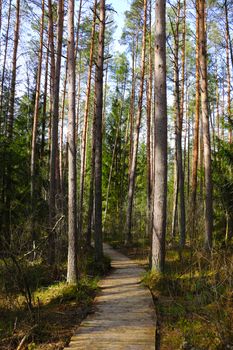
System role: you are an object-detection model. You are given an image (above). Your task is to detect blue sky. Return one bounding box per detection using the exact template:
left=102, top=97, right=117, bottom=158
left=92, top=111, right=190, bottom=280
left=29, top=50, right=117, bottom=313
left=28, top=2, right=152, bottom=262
left=108, top=0, right=131, bottom=52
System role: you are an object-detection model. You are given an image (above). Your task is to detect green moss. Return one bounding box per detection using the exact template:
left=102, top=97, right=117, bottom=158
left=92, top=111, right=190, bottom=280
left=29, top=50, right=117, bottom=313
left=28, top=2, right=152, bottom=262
left=34, top=277, right=98, bottom=306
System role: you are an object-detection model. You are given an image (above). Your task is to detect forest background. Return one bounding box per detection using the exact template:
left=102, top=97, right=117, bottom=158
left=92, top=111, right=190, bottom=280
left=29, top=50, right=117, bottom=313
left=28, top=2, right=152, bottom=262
left=0, top=0, right=232, bottom=348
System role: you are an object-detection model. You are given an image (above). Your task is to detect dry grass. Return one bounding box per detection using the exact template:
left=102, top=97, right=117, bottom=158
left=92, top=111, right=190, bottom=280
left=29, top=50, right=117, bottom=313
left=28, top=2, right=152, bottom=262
left=0, top=253, right=110, bottom=349
left=144, top=247, right=233, bottom=350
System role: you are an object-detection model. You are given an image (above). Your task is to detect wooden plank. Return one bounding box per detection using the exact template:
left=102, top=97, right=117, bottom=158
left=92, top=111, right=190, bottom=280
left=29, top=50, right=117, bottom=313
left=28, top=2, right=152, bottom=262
left=65, top=244, right=155, bottom=349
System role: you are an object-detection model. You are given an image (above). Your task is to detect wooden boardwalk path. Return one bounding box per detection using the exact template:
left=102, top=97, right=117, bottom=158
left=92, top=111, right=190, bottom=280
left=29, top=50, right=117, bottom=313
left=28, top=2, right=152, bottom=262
left=64, top=243, right=155, bottom=349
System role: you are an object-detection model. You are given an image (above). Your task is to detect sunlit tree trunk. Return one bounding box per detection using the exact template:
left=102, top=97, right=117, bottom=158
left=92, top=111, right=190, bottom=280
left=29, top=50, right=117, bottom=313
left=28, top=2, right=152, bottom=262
left=225, top=4, right=232, bottom=143
left=129, top=31, right=139, bottom=171
left=67, top=0, right=78, bottom=284
left=49, top=0, right=64, bottom=264
left=224, top=0, right=233, bottom=70
left=151, top=0, right=167, bottom=272
left=190, top=0, right=200, bottom=239
left=171, top=149, right=178, bottom=239
left=87, top=110, right=96, bottom=248
left=147, top=0, right=153, bottom=242
left=59, top=63, right=68, bottom=204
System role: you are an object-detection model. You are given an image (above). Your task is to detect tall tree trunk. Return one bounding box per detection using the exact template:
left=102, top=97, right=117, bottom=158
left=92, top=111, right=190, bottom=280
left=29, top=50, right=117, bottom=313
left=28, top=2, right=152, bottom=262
left=151, top=0, right=167, bottom=272
left=49, top=0, right=64, bottom=264
left=30, top=0, right=45, bottom=252
left=41, top=39, right=49, bottom=159
left=171, top=148, right=178, bottom=239
left=147, top=0, right=153, bottom=242
left=224, top=0, right=233, bottom=70
left=94, top=0, right=105, bottom=260
left=125, top=0, right=147, bottom=245
left=86, top=110, right=96, bottom=248
left=75, top=0, right=83, bottom=59
left=0, top=0, right=12, bottom=132
left=129, top=33, right=138, bottom=170
left=199, top=0, right=213, bottom=249
left=173, top=0, right=186, bottom=247
left=0, top=0, right=12, bottom=241
left=8, top=0, right=20, bottom=137
left=102, top=60, right=109, bottom=135
left=4, top=0, right=20, bottom=246
left=47, top=0, right=55, bottom=157
left=67, top=0, right=78, bottom=284
left=190, top=0, right=200, bottom=239
left=59, top=63, right=68, bottom=206
left=79, top=0, right=97, bottom=236
left=221, top=79, right=225, bottom=139
left=186, top=91, right=190, bottom=199
left=214, top=56, right=220, bottom=145
left=225, top=5, right=232, bottom=143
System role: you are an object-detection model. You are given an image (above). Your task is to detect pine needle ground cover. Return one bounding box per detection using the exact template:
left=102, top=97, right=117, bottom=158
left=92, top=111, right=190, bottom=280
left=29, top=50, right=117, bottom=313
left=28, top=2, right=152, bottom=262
left=144, top=247, right=233, bottom=350
left=0, top=254, right=110, bottom=349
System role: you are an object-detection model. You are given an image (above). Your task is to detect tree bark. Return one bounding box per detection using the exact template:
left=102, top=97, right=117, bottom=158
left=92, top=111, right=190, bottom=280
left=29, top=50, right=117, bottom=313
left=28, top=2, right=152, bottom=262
left=225, top=3, right=232, bottom=143
left=199, top=0, right=213, bottom=250
left=173, top=0, right=186, bottom=247
left=0, top=0, right=12, bottom=133
left=86, top=110, right=96, bottom=248
left=152, top=0, right=167, bottom=272
left=59, top=62, right=68, bottom=206
left=48, top=0, right=64, bottom=264
left=67, top=0, right=78, bottom=284
left=8, top=0, right=20, bottom=137
left=41, top=38, right=49, bottom=159
left=190, top=0, right=200, bottom=239
left=94, top=0, right=105, bottom=261
left=147, top=0, right=153, bottom=243
left=224, top=0, right=233, bottom=71
left=30, top=0, right=45, bottom=252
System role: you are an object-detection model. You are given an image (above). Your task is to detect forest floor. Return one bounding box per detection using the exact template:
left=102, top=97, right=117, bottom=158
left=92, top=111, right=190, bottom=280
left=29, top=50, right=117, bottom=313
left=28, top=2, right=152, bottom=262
left=0, top=251, right=110, bottom=349
left=110, top=239, right=233, bottom=350
left=1, top=240, right=233, bottom=350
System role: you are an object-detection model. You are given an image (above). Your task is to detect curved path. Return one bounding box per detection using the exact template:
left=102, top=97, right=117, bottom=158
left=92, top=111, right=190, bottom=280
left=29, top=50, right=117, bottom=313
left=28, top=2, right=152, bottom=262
left=65, top=243, right=155, bottom=349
